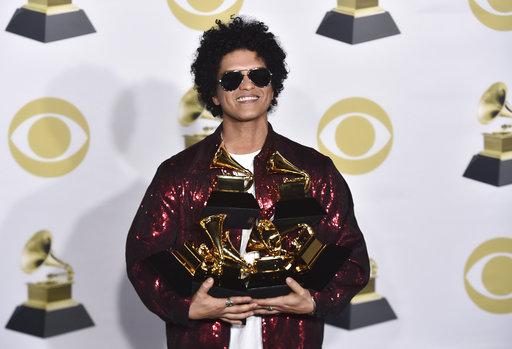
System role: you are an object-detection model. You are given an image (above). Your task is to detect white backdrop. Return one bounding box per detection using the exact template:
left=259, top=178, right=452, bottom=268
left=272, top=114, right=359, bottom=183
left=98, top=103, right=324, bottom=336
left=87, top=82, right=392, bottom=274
left=1, top=1, right=511, bottom=348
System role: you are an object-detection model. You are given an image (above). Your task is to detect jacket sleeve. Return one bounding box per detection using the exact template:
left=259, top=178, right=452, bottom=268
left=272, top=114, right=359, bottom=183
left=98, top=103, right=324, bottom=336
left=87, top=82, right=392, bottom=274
left=310, top=158, right=370, bottom=317
left=125, top=162, right=191, bottom=326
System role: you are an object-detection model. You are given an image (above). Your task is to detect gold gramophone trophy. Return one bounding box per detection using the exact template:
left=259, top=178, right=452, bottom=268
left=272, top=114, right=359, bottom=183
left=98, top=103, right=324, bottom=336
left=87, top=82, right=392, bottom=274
left=174, top=214, right=256, bottom=296
left=148, top=146, right=349, bottom=298
left=463, top=82, right=512, bottom=186
left=5, top=230, right=93, bottom=337
left=245, top=221, right=351, bottom=297
left=201, top=144, right=261, bottom=229
left=5, top=0, right=95, bottom=43
left=149, top=214, right=256, bottom=297
left=267, top=151, right=326, bottom=229
left=179, top=86, right=219, bottom=148
left=326, top=259, right=397, bottom=329
left=316, top=0, right=400, bottom=44
left=150, top=214, right=351, bottom=298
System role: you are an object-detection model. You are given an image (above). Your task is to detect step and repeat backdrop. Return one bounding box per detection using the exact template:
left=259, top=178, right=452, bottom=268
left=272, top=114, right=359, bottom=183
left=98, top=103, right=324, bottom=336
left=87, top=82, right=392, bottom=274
left=1, top=0, right=511, bottom=348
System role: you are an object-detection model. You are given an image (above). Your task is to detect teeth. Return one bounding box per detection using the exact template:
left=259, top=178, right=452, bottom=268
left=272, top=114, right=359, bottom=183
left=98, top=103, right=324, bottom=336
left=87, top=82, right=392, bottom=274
left=237, top=96, right=258, bottom=102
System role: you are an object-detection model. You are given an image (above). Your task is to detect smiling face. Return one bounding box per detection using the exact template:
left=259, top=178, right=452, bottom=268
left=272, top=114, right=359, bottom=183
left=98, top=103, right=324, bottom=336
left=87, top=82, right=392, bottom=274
left=212, top=49, right=274, bottom=125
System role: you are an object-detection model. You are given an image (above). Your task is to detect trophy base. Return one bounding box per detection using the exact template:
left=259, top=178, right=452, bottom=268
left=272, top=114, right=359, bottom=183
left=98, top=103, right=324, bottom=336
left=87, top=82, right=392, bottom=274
left=302, top=244, right=351, bottom=291
left=191, top=280, right=249, bottom=298
left=463, top=154, right=512, bottom=186
left=246, top=271, right=295, bottom=298
left=273, top=198, right=326, bottom=230
left=5, top=303, right=94, bottom=338
left=202, top=191, right=260, bottom=229
left=5, top=7, right=95, bottom=43
left=192, top=279, right=294, bottom=299
left=316, top=10, right=399, bottom=44
left=247, top=284, right=292, bottom=299
left=325, top=296, right=396, bottom=329
left=148, top=250, right=193, bottom=297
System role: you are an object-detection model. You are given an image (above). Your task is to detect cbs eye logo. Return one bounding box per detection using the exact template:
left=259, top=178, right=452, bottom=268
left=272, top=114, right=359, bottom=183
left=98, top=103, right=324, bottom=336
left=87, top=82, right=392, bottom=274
left=317, top=97, right=393, bottom=175
left=464, top=237, right=512, bottom=314
left=469, top=0, right=512, bottom=30
left=167, top=0, right=244, bottom=30
left=8, top=98, right=90, bottom=177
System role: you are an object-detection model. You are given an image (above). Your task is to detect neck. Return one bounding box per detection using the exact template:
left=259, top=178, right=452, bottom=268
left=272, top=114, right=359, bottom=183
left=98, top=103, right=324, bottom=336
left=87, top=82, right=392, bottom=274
left=222, top=117, right=268, bottom=154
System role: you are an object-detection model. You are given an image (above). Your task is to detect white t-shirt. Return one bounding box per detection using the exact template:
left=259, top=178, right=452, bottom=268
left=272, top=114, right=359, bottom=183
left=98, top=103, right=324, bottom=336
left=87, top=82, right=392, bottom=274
left=228, top=150, right=263, bottom=349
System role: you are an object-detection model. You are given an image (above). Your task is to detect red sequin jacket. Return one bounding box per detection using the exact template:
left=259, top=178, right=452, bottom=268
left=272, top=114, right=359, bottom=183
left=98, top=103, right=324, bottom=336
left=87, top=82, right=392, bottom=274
left=126, top=123, right=369, bottom=349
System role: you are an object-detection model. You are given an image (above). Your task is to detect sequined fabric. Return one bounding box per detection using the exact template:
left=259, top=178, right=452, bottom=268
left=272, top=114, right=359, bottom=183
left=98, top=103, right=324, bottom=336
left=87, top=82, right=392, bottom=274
left=126, top=123, right=370, bottom=349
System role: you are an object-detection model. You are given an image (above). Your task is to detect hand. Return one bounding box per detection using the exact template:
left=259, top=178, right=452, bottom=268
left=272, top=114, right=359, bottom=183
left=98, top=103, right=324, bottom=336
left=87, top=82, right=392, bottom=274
left=253, top=277, right=315, bottom=315
left=188, top=278, right=256, bottom=325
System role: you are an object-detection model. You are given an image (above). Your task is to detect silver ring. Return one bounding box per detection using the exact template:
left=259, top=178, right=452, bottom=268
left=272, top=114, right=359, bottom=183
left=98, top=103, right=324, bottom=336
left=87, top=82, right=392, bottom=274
left=268, top=306, right=273, bottom=311
left=225, top=297, right=234, bottom=307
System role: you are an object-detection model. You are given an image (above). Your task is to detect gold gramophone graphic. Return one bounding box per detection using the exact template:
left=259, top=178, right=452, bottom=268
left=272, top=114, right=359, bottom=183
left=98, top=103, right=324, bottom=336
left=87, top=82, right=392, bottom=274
left=326, top=258, right=397, bottom=329
left=463, top=82, right=512, bottom=186
left=267, top=151, right=326, bottom=229
left=201, top=144, right=260, bottom=229
left=179, top=86, right=219, bottom=148
left=5, top=0, right=95, bottom=43
left=316, top=0, right=400, bottom=44
left=5, top=230, right=94, bottom=338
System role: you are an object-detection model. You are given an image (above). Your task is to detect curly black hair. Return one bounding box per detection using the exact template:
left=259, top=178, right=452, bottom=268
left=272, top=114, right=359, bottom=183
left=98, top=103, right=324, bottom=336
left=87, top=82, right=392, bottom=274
left=191, top=16, right=288, bottom=117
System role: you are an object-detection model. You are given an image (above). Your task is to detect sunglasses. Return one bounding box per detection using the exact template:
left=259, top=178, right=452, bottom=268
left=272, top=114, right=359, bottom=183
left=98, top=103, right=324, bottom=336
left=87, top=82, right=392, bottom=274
left=218, top=67, right=272, bottom=91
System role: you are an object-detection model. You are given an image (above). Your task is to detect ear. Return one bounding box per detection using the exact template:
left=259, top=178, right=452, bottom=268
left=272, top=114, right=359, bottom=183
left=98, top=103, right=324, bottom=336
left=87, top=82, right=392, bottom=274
left=212, top=94, right=220, bottom=106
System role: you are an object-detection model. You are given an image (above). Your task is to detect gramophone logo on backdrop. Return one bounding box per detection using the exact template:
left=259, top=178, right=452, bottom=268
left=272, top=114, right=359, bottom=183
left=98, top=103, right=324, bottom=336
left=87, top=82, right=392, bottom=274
left=469, top=0, right=512, bottom=30
left=167, top=0, right=243, bottom=30
left=316, top=0, right=400, bottom=44
left=463, top=82, right=512, bottom=186
left=464, top=237, right=512, bottom=314
left=317, top=97, right=393, bottom=175
left=178, top=87, right=219, bottom=148
left=6, top=230, right=94, bottom=337
left=8, top=98, right=90, bottom=177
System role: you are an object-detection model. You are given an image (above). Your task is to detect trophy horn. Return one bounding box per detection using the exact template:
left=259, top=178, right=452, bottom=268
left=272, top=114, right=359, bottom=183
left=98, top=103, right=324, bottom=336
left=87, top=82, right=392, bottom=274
left=199, top=214, right=226, bottom=261
left=21, top=230, right=73, bottom=282
left=478, top=82, right=512, bottom=125
left=267, top=151, right=311, bottom=192
left=178, top=86, right=217, bottom=126
left=199, top=214, right=254, bottom=272
left=211, top=144, right=254, bottom=191
left=247, top=220, right=284, bottom=257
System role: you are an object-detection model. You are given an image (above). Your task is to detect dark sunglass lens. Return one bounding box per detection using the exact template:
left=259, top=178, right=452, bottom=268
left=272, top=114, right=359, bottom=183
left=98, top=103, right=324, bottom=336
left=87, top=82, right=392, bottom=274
left=221, top=71, right=243, bottom=91
left=249, top=69, right=271, bottom=87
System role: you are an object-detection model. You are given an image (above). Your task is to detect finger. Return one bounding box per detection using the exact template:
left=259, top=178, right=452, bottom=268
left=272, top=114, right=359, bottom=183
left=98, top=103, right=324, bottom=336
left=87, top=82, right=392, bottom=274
left=253, top=307, right=280, bottom=315
left=222, top=309, right=255, bottom=319
left=220, top=317, right=244, bottom=325
left=252, top=296, right=283, bottom=307
left=229, top=295, right=253, bottom=305
left=286, top=277, right=305, bottom=294
left=223, top=303, right=257, bottom=314
left=197, top=278, right=214, bottom=295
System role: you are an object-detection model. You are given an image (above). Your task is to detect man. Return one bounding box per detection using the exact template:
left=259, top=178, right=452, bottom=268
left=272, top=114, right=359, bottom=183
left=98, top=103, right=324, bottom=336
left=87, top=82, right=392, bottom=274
left=126, top=16, right=369, bottom=349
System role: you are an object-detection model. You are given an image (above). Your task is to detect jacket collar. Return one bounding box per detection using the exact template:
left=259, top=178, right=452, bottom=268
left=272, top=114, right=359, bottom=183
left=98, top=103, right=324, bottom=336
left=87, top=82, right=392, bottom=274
left=203, top=122, right=278, bottom=166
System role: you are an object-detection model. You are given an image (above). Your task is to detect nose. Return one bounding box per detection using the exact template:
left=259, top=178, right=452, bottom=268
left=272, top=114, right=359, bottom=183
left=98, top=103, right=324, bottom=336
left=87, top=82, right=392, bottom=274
left=239, top=74, right=255, bottom=90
